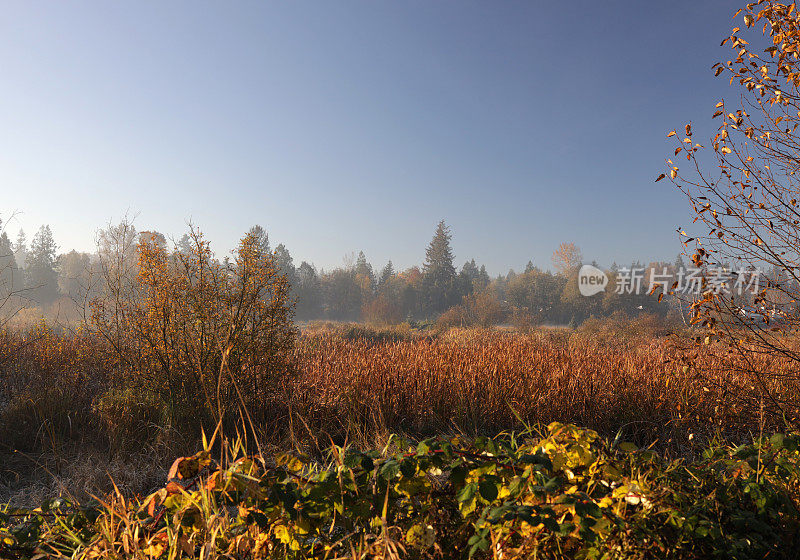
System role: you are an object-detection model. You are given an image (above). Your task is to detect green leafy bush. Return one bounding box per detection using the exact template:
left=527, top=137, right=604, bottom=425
left=3, top=423, right=800, bottom=559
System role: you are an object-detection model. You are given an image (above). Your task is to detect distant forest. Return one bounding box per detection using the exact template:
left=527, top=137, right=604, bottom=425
left=0, top=217, right=688, bottom=328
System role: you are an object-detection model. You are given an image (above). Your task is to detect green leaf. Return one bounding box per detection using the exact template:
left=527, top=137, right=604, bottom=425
left=380, top=460, right=400, bottom=481
left=400, top=458, right=417, bottom=478
left=617, top=442, right=638, bottom=453
left=457, top=482, right=478, bottom=503
left=416, top=440, right=431, bottom=456
left=479, top=480, right=499, bottom=502
left=343, top=452, right=363, bottom=470
left=574, top=500, right=602, bottom=519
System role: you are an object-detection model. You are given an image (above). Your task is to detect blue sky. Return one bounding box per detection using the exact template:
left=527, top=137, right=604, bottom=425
left=1, top=0, right=737, bottom=274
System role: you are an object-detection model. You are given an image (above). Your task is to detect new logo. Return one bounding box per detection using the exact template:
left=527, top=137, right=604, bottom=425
left=578, top=264, right=608, bottom=297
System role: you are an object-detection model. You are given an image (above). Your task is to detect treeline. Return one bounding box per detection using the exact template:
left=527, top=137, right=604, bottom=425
left=262, top=221, right=681, bottom=327
left=0, top=217, right=683, bottom=328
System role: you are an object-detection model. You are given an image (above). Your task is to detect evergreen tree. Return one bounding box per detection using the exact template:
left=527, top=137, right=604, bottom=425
left=461, top=259, right=479, bottom=281
left=26, top=225, right=59, bottom=305
left=422, top=220, right=457, bottom=314
left=0, top=225, right=19, bottom=298
left=322, top=267, right=362, bottom=321
left=457, top=259, right=480, bottom=298
left=524, top=260, right=536, bottom=274
left=295, top=261, right=322, bottom=319
left=378, top=261, right=395, bottom=287
left=476, top=265, right=490, bottom=290
left=355, top=251, right=375, bottom=285
left=13, top=229, right=27, bottom=270
left=274, top=243, right=296, bottom=287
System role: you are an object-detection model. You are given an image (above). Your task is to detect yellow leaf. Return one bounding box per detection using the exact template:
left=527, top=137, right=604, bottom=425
left=274, top=524, right=291, bottom=544
left=143, top=542, right=166, bottom=558
left=406, top=524, right=436, bottom=549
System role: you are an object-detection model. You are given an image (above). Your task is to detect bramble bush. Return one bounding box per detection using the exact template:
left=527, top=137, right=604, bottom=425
left=3, top=422, right=800, bottom=559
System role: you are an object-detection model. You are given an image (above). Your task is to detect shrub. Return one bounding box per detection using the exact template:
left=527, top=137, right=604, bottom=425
left=435, top=293, right=508, bottom=331
left=578, top=311, right=678, bottom=341
left=436, top=304, right=470, bottom=329
left=88, top=225, right=297, bottom=429
left=4, top=424, right=800, bottom=559
left=362, top=294, right=403, bottom=325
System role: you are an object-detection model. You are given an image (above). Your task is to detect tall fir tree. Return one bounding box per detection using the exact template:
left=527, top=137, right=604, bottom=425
left=0, top=221, right=19, bottom=298
left=274, top=243, right=296, bottom=287
left=354, top=251, right=375, bottom=287
left=26, top=225, right=59, bottom=305
left=524, top=260, right=536, bottom=274
left=378, top=261, right=395, bottom=287
left=422, top=220, right=457, bottom=314
left=13, top=229, right=27, bottom=270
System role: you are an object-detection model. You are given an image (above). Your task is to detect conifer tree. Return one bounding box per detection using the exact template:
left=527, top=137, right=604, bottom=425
left=422, top=220, right=457, bottom=313
left=355, top=251, right=375, bottom=288
left=295, top=261, right=322, bottom=319
left=26, top=225, right=58, bottom=305
left=378, top=261, right=394, bottom=287
left=13, top=229, right=27, bottom=270
left=0, top=222, right=18, bottom=299
left=274, top=243, right=297, bottom=288
left=524, top=260, right=536, bottom=274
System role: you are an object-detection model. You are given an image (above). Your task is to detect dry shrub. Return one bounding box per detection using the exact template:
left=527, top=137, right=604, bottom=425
left=465, top=291, right=507, bottom=326
left=89, top=226, right=296, bottom=428
left=0, top=323, right=109, bottom=452
left=361, top=294, right=402, bottom=325
left=435, top=304, right=470, bottom=329
left=578, top=311, right=679, bottom=341
left=436, top=292, right=507, bottom=330
left=510, top=309, right=536, bottom=333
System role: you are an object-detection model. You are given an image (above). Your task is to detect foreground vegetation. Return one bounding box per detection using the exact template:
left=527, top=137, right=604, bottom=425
left=3, top=422, right=800, bottom=559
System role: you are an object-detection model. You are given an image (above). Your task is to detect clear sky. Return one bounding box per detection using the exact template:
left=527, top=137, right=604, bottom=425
left=1, top=0, right=738, bottom=274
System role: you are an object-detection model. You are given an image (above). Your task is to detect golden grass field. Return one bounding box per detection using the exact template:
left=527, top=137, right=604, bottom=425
left=2, top=318, right=798, bottom=506
left=289, top=323, right=799, bottom=453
